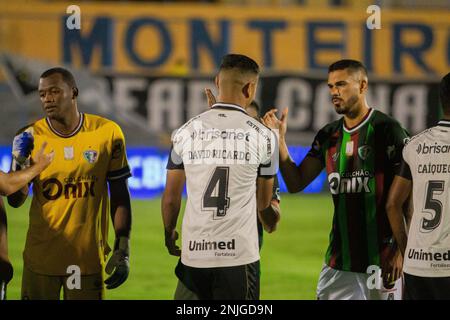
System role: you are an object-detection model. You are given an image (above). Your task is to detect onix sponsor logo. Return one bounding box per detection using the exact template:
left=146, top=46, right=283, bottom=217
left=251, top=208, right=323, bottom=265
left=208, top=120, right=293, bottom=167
left=416, top=142, right=450, bottom=155
left=328, top=170, right=372, bottom=195
left=42, top=178, right=96, bottom=200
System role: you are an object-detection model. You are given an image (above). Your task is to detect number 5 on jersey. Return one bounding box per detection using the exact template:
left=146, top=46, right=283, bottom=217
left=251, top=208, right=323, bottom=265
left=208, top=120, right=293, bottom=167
left=421, top=180, right=445, bottom=232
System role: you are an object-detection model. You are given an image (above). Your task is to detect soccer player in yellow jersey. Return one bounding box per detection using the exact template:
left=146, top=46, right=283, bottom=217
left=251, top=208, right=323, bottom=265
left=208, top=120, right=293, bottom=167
left=7, top=67, right=132, bottom=300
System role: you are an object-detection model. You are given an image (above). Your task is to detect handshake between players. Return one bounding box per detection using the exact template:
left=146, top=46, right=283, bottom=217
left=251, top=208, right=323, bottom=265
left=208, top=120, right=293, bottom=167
left=1, top=130, right=54, bottom=197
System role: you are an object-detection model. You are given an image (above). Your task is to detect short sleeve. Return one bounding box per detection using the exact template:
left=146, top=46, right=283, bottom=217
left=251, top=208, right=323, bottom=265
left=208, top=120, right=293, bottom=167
left=107, top=123, right=132, bottom=181
left=258, top=128, right=278, bottom=178
left=166, top=145, right=184, bottom=170
left=397, top=158, right=412, bottom=180
left=386, top=122, right=410, bottom=175
left=307, top=127, right=328, bottom=165
left=166, top=127, right=185, bottom=170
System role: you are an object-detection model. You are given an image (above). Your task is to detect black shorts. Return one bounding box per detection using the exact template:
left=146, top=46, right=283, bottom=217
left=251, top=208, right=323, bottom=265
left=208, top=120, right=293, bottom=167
left=179, top=260, right=260, bottom=300
left=404, top=273, right=450, bottom=300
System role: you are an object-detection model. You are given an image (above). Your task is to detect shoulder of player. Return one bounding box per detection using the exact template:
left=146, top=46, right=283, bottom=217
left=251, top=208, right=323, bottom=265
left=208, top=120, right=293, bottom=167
left=404, top=127, right=434, bottom=148
left=316, top=118, right=342, bottom=137
left=14, top=118, right=46, bottom=135
left=371, top=110, right=410, bottom=138
left=371, top=110, right=403, bottom=128
left=83, top=113, right=123, bottom=131
left=174, top=111, right=209, bottom=135
left=242, top=116, right=275, bottom=141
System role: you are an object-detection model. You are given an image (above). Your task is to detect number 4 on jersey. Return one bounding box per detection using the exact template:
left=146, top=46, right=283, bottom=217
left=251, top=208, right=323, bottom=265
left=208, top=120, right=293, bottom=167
left=203, top=167, right=230, bottom=218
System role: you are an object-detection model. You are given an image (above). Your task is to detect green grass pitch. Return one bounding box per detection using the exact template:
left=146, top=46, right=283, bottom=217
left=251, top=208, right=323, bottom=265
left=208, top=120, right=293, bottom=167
left=4, top=194, right=333, bottom=300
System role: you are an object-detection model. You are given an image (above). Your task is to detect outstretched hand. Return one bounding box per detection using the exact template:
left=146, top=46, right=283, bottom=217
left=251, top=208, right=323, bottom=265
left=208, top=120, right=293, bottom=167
left=262, top=108, right=289, bottom=138
left=32, top=142, right=54, bottom=172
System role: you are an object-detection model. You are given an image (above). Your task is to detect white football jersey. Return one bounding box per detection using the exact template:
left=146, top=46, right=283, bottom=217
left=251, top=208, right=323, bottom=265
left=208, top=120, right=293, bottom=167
left=402, top=120, right=450, bottom=277
left=168, top=103, right=276, bottom=268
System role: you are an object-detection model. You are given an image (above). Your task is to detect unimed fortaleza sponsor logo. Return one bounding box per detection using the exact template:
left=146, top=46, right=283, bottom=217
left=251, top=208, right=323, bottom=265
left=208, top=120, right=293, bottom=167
left=416, top=142, right=450, bottom=155
left=408, top=248, right=450, bottom=262
left=189, top=239, right=236, bottom=251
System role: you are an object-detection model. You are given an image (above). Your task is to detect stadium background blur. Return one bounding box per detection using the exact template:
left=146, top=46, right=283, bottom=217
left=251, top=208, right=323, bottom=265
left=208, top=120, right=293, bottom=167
left=0, top=0, right=449, bottom=299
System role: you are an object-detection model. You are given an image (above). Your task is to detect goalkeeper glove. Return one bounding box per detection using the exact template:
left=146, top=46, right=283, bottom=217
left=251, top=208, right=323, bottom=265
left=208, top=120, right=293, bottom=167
left=104, top=237, right=129, bottom=289
left=12, top=130, right=34, bottom=171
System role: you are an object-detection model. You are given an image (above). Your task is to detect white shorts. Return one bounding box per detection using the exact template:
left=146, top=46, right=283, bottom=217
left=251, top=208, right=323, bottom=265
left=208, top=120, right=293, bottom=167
left=316, top=264, right=403, bottom=300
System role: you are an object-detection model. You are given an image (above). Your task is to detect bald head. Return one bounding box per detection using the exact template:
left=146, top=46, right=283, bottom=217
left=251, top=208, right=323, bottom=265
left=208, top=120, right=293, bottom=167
left=215, top=54, right=260, bottom=108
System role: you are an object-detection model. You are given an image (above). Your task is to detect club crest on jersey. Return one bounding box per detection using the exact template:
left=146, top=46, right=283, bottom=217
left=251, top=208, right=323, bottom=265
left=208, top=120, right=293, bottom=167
left=345, top=141, right=354, bottom=156
left=358, top=145, right=372, bottom=160
left=64, top=146, right=74, bottom=160
left=83, top=150, right=98, bottom=164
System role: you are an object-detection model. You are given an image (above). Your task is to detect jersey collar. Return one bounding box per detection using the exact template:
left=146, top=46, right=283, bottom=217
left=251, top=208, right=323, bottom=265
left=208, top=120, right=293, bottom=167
left=343, top=108, right=374, bottom=134
left=46, top=112, right=84, bottom=138
left=211, top=103, right=247, bottom=114
left=438, top=119, right=450, bottom=128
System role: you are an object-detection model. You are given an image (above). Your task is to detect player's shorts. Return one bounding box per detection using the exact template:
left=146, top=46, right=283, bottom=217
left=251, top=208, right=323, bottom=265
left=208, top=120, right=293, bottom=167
left=21, top=266, right=104, bottom=300
left=181, top=260, right=260, bottom=300
left=404, top=273, right=450, bottom=300
left=174, top=279, right=199, bottom=300
left=316, top=264, right=403, bottom=300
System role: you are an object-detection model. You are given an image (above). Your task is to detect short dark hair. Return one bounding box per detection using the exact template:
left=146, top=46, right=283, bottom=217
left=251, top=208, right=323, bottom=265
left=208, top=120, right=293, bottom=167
left=440, top=72, right=450, bottom=114
left=40, top=67, right=77, bottom=88
left=219, top=54, right=259, bottom=75
left=248, top=100, right=260, bottom=114
left=328, top=59, right=368, bottom=77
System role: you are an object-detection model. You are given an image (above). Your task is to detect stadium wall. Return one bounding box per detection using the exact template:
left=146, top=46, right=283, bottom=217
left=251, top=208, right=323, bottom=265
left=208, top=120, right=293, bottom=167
left=0, top=145, right=327, bottom=197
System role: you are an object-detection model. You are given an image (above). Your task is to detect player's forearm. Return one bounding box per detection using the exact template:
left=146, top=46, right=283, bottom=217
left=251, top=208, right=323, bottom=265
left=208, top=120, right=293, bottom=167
left=111, top=205, right=132, bottom=239
left=386, top=204, right=408, bottom=256
left=0, top=165, right=39, bottom=197
left=279, top=137, right=301, bottom=193
left=257, top=177, right=274, bottom=211
left=161, top=192, right=181, bottom=233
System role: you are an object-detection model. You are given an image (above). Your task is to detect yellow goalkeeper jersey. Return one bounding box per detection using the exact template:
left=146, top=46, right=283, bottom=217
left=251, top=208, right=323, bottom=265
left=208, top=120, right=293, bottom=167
left=18, top=113, right=131, bottom=275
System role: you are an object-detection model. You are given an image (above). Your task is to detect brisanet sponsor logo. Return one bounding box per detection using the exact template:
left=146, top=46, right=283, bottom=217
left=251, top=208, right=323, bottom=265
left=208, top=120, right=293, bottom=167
left=416, top=142, right=450, bottom=155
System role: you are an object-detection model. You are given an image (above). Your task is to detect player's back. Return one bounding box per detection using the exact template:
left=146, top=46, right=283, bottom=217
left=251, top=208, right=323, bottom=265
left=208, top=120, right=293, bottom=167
left=403, top=120, right=450, bottom=277
left=171, top=103, right=274, bottom=268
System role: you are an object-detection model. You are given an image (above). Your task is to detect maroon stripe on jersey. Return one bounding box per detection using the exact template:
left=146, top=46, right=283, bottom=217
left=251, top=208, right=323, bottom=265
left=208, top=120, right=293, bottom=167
left=325, top=143, right=337, bottom=174
left=345, top=131, right=366, bottom=271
